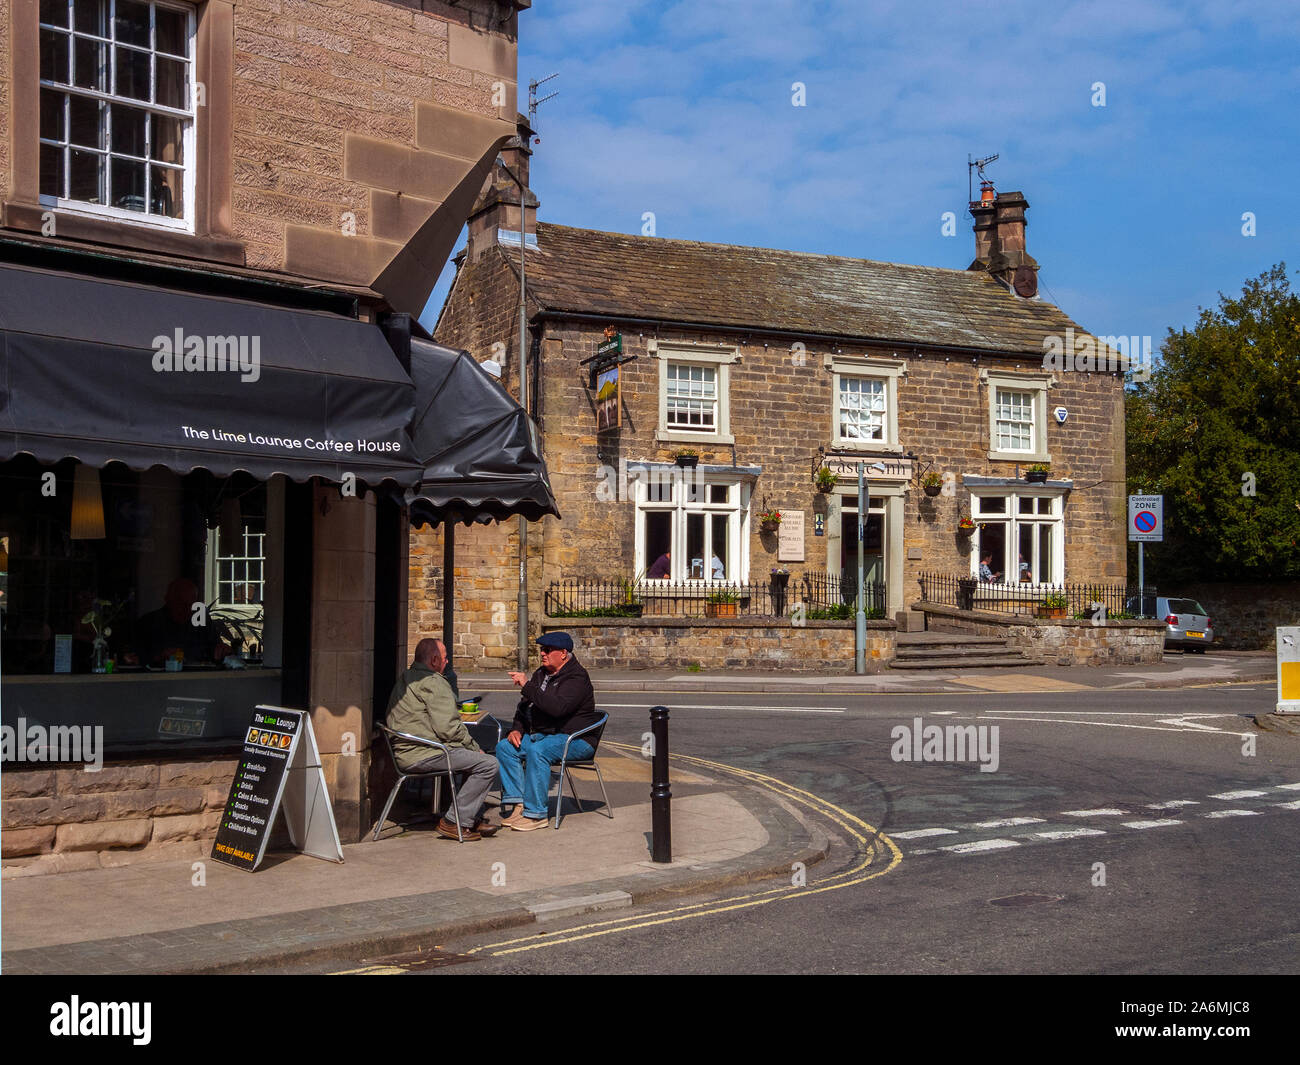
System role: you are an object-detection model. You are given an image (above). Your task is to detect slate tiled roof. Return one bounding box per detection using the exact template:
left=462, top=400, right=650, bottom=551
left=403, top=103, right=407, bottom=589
left=509, top=223, right=1093, bottom=356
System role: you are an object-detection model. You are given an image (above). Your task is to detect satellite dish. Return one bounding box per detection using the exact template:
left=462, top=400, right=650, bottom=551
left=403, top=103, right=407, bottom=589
left=1013, top=265, right=1037, bottom=298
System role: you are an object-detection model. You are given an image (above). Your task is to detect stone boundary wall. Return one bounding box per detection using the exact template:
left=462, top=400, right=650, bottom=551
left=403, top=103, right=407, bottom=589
left=541, top=617, right=896, bottom=673
left=2, top=756, right=237, bottom=878
left=1171, top=582, right=1299, bottom=651
left=916, top=603, right=1166, bottom=666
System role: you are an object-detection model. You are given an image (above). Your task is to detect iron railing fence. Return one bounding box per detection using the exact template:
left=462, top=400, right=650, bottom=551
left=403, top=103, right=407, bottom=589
left=544, top=574, right=887, bottom=620
left=916, top=573, right=1155, bottom=618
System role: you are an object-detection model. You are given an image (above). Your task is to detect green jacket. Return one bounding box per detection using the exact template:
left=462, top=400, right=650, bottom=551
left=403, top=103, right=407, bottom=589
left=386, top=667, right=479, bottom=772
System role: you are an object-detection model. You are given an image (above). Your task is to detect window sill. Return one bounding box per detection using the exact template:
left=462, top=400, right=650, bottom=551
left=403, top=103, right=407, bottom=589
left=987, top=450, right=1051, bottom=464
left=3, top=200, right=245, bottom=266
left=657, top=430, right=735, bottom=446
left=831, top=440, right=902, bottom=454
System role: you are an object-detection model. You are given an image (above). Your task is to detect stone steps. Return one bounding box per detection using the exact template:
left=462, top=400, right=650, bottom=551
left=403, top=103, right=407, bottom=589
left=890, top=632, right=1042, bottom=668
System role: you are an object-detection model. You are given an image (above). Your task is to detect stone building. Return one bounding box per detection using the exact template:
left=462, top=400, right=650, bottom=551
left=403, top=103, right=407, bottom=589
left=1, top=0, right=531, bottom=872
left=413, top=129, right=1130, bottom=671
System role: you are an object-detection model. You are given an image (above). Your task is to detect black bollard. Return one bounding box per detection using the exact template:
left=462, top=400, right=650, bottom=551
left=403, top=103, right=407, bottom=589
left=650, top=705, right=671, bottom=863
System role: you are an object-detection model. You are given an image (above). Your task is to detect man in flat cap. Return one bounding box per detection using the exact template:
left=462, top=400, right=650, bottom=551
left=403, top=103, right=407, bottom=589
left=500, top=632, right=601, bottom=830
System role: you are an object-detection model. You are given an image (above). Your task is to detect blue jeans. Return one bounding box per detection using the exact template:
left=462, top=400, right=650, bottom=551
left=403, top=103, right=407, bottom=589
left=497, top=732, right=595, bottom=820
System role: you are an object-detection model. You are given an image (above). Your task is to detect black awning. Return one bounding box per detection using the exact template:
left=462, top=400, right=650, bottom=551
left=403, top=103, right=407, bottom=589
left=0, top=263, right=422, bottom=485
left=406, top=338, right=559, bottom=526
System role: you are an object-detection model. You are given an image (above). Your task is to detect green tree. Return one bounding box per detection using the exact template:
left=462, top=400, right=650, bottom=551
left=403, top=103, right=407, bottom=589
left=1126, top=263, right=1300, bottom=583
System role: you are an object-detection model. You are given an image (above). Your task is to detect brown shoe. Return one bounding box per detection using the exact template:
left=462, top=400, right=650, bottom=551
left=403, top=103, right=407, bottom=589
left=500, top=805, right=527, bottom=826
left=437, top=817, right=480, bottom=841
left=510, top=815, right=550, bottom=831
left=474, top=819, right=501, bottom=837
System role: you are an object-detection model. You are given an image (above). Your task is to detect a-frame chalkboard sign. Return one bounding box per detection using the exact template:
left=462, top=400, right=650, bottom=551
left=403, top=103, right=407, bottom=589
left=211, top=705, right=344, bottom=872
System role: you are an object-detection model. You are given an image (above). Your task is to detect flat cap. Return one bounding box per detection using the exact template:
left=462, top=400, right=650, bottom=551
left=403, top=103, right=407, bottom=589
left=537, top=631, right=574, bottom=651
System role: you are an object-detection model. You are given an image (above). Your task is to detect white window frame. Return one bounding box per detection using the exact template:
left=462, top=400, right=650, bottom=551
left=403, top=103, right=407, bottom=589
left=38, top=0, right=198, bottom=233
left=654, top=341, right=738, bottom=445
left=968, top=488, right=1064, bottom=585
left=825, top=354, right=905, bottom=452
left=982, top=369, right=1051, bottom=462
left=633, top=468, right=749, bottom=583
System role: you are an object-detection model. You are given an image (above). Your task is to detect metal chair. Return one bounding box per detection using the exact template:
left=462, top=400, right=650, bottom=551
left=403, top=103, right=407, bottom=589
left=372, top=716, right=501, bottom=842
left=549, top=713, right=613, bottom=829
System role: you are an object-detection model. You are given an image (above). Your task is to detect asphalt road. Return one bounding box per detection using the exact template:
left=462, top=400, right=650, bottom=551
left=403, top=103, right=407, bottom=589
left=420, top=682, right=1299, bottom=976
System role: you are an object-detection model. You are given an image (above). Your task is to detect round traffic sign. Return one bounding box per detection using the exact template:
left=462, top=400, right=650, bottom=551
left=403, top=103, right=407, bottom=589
left=1134, top=511, right=1157, bottom=533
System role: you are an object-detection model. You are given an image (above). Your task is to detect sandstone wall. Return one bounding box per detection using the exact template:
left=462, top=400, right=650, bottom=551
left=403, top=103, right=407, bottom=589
left=2, top=757, right=235, bottom=877
left=1171, top=581, right=1299, bottom=651
left=539, top=618, right=895, bottom=673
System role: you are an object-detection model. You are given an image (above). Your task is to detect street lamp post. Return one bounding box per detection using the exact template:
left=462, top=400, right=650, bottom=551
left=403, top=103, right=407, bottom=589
left=496, top=156, right=531, bottom=671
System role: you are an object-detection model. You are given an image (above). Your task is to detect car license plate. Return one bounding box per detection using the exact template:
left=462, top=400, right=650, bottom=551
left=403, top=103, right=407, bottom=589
left=1187, top=631, right=1204, bottom=637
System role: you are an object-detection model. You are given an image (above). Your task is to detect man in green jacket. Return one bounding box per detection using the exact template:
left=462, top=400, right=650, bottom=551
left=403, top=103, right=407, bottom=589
left=386, top=638, right=497, bottom=841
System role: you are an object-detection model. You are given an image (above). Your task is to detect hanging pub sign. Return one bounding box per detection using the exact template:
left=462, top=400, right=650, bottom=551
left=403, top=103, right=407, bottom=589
left=595, top=362, right=621, bottom=430
left=595, top=332, right=623, bottom=360
left=211, top=705, right=343, bottom=872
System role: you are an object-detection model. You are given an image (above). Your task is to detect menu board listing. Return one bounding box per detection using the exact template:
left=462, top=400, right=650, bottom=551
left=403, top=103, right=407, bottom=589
left=211, top=708, right=302, bottom=871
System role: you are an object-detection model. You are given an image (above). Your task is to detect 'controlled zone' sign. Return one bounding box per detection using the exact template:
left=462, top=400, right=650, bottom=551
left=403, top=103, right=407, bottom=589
left=1128, top=495, right=1163, bottom=542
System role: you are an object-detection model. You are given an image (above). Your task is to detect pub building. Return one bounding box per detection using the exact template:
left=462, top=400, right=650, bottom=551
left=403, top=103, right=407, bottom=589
left=414, top=136, right=1129, bottom=670
left=1, top=0, right=546, bottom=873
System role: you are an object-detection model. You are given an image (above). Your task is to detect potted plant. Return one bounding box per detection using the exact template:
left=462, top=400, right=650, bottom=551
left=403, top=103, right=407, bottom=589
left=758, top=505, right=782, bottom=533
left=705, top=588, right=739, bottom=618
left=921, top=470, right=943, bottom=497
left=814, top=467, right=837, bottom=494
left=956, top=515, right=977, bottom=536
left=1036, top=592, right=1068, bottom=619
left=674, top=448, right=699, bottom=469
left=1025, top=463, right=1050, bottom=483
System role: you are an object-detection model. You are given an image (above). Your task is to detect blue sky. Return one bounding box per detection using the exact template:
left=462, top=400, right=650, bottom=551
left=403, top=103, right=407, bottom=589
left=422, top=0, right=1299, bottom=347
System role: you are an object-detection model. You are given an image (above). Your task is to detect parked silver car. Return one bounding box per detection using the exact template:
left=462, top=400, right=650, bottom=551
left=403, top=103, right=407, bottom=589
left=1126, top=595, right=1214, bottom=652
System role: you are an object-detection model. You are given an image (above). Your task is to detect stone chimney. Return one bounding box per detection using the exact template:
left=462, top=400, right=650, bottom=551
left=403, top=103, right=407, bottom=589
left=968, top=187, right=1039, bottom=297
left=465, top=112, right=539, bottom=262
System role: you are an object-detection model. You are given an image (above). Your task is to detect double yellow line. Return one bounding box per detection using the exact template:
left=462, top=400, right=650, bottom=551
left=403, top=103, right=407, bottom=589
left=461, top=743, right=902, bottom=958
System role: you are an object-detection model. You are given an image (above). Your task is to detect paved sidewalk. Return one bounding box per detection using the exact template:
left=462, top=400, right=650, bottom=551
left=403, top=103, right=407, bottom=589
left=0, top=750, right=829, bottom=974
left=458, top=650, right=1277, bottom=696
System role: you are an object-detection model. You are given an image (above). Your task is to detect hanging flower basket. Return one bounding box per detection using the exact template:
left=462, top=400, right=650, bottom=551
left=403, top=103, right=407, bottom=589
left=956, top=517, right=977, bottom=536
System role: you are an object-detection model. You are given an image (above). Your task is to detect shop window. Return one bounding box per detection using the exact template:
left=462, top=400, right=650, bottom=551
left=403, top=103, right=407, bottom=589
left=656, top=343, right=737, bottom=445
left=0, top=457, right=285, bottom=750
left=38, top=0, right=196, bottom=229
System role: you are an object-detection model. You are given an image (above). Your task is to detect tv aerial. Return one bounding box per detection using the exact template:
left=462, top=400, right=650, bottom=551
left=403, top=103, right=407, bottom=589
left=968, top=153, right=999, bottom=202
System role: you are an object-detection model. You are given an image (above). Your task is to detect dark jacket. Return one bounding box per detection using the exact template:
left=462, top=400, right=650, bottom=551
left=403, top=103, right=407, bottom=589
left=512, top=655, right=600, bottom=738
